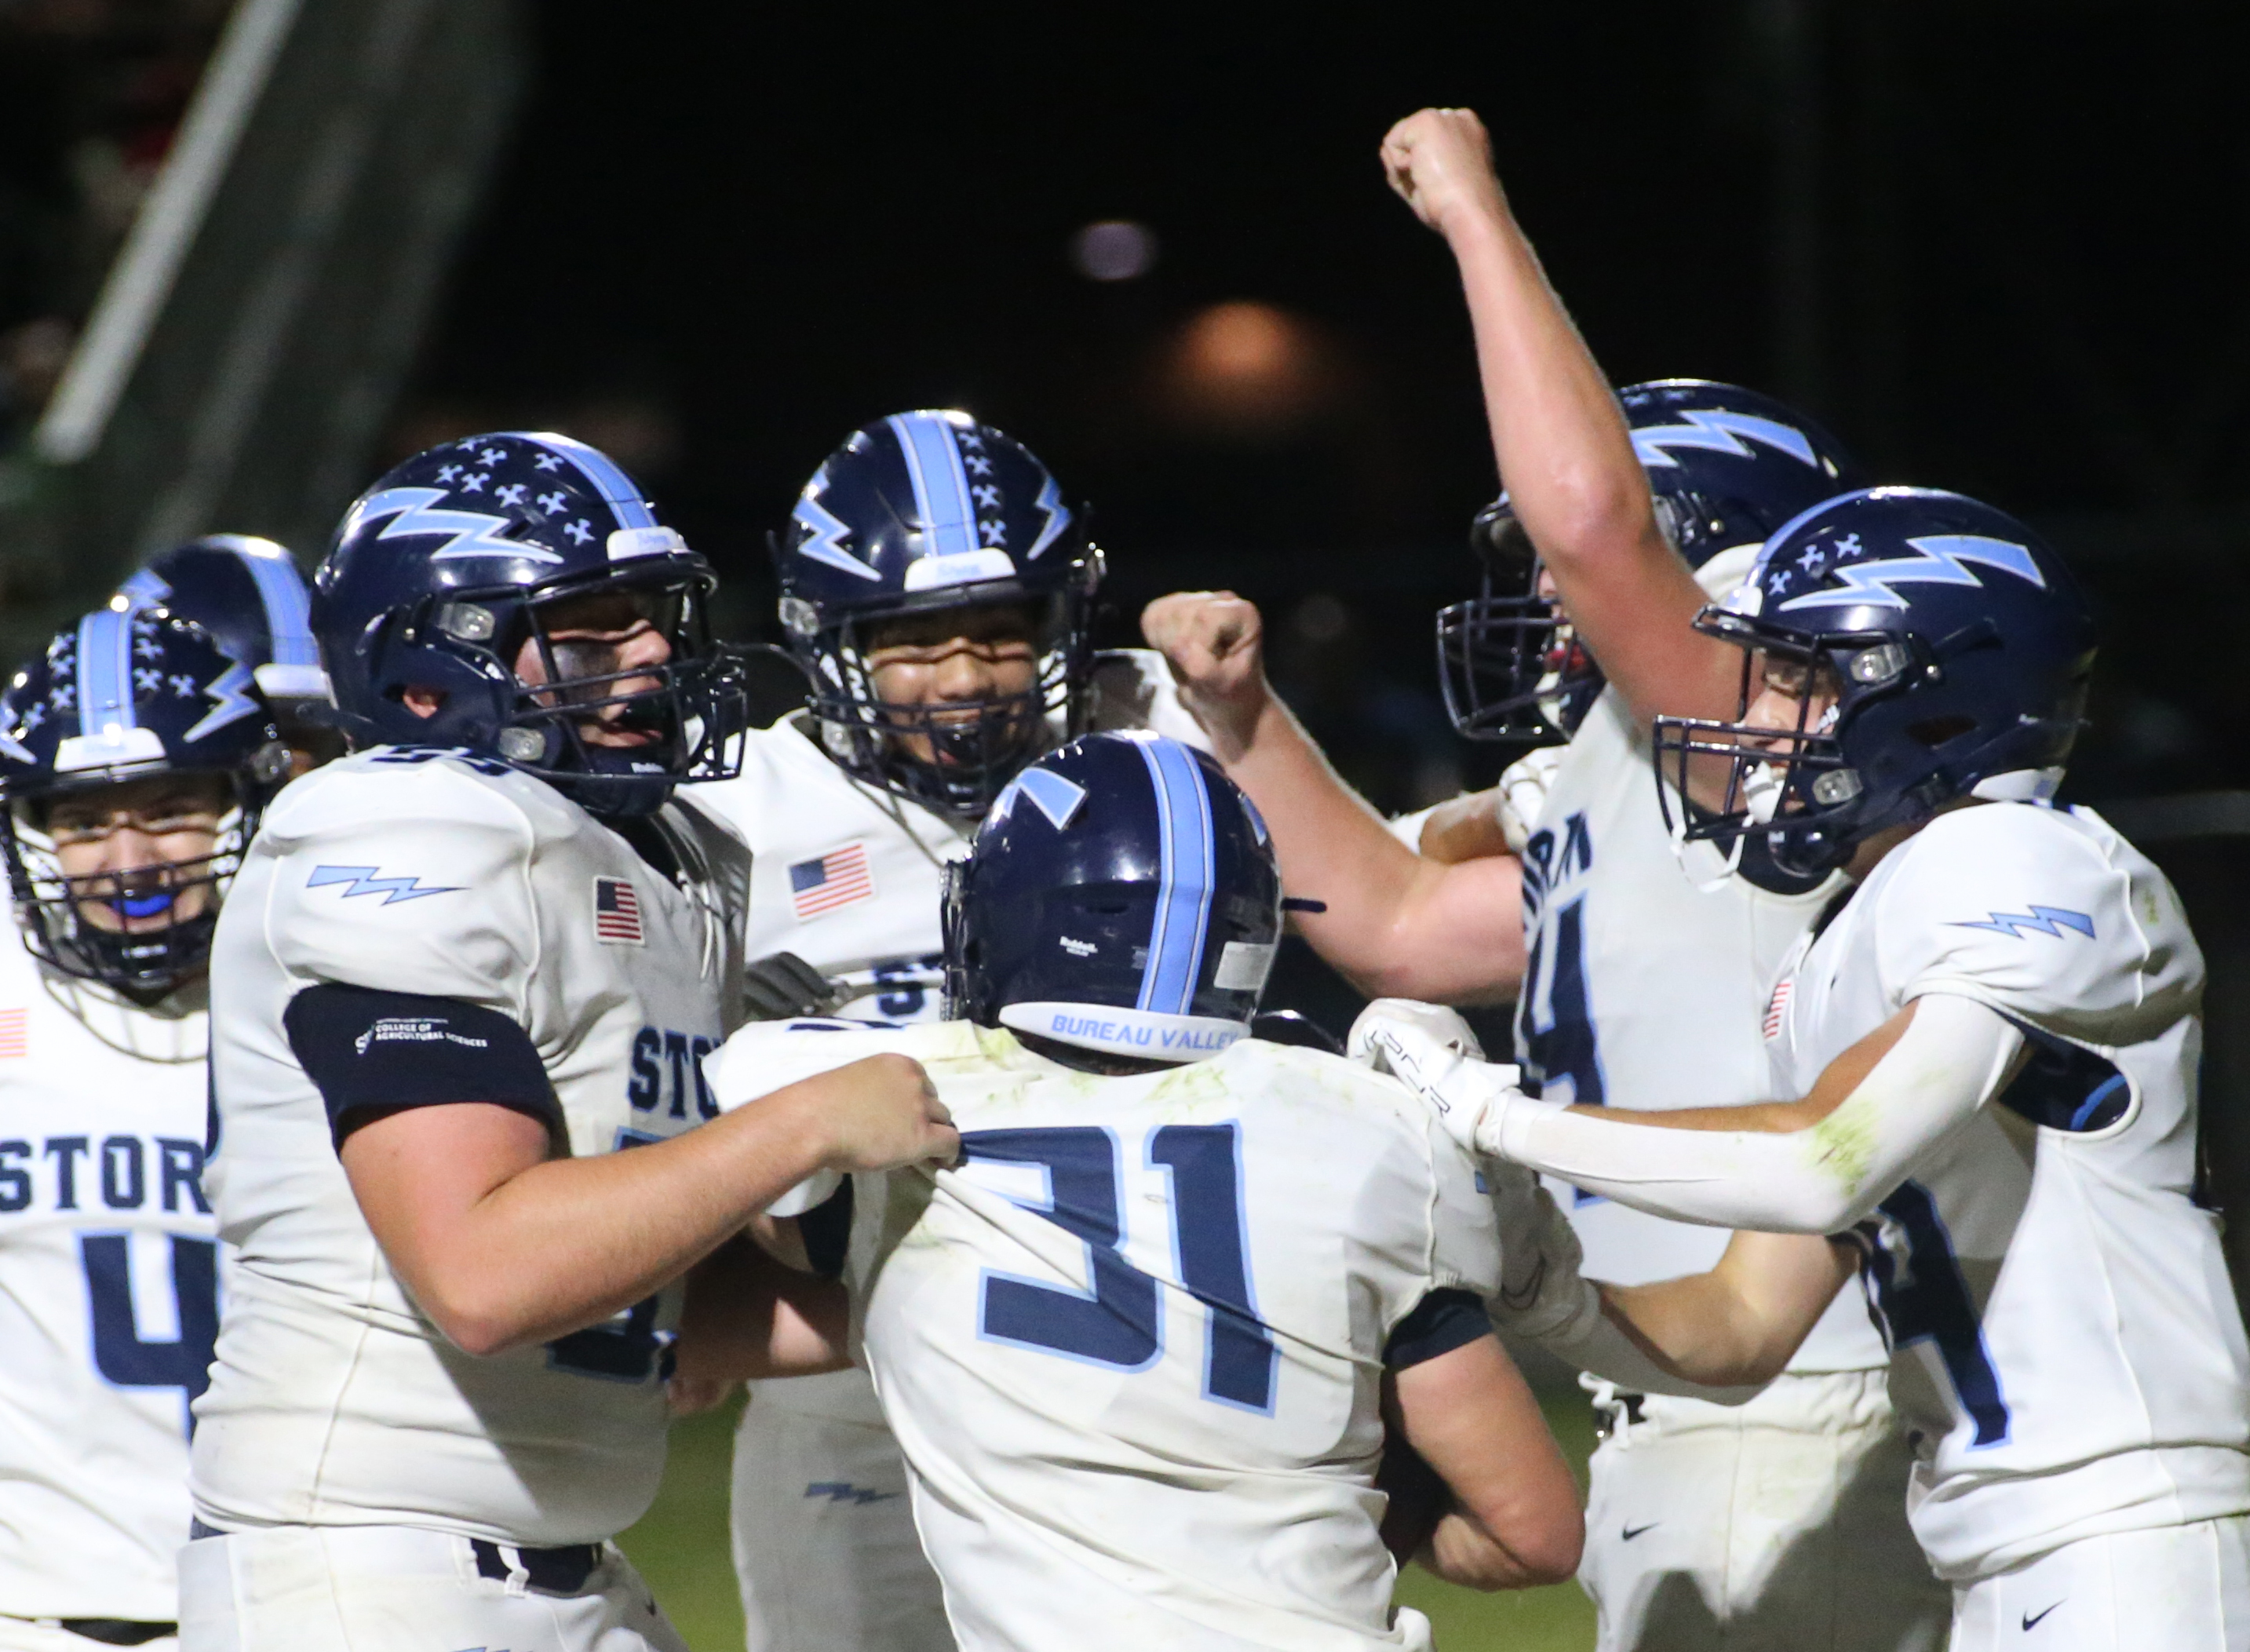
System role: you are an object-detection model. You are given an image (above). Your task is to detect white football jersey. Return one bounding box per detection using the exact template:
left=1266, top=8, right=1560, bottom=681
left=691, top=648, right=1205, bottom=1426
left=190, top=747, right=749, bottom=1544
left=1766, top=800, right=2250, bottom=1580
left=1519, top=681, right=1884, bottom=1369
left=0, top=921, right=215, bottom=1621
left=704, top=1020, right=1499, bottom=1652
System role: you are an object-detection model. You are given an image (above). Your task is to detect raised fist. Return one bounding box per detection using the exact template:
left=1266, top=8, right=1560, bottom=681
left=1380, top=108, right=1509, bottom=242
left=1140, top=590, right=1269, bottom=761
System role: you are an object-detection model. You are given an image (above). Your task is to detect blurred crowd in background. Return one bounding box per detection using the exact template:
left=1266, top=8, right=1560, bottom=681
left=0, top=2, right=226, bottom=452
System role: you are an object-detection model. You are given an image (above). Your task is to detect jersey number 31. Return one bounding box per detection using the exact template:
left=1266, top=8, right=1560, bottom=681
left=963, top=1125, right=1278, bottom=1416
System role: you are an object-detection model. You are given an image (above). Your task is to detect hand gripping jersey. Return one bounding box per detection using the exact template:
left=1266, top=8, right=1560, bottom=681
left=1518, top=678, right=1884, bottom=1370
left=0, top=921, right=215, bottom=1621
left=706, top=1020, right=1499, bottom=1652
left=1766, top=800, right=2250, bottom=1581
left=189, top=747, right=748, bottom=1544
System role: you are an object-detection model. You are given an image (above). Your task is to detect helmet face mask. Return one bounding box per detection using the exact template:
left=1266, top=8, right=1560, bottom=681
left=9, top=771, right=261, bottom=998
left=1653, top=487, right=2097, bottom=880
left=775, top=411, right=1101, bottom=820
left=470, top=571, right=740, bottom=815
left=0, top=609, right=287, bottom=998
left=1435, top=501, right=1593, bottom=742
left=316, top=432, right=746, bottom=818
left=1435, top=381, right=1869, bottom=746
left=805, top=586, right=1087, bottom=819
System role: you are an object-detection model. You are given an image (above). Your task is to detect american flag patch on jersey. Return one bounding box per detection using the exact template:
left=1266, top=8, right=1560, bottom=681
left=0, top=1008, right=25, bottom=1059
left=790, top=842, right=875, bottom=921
left=1763, top=977, right=1793, bottom=1041
left=594, top=877, right=645, bottom=946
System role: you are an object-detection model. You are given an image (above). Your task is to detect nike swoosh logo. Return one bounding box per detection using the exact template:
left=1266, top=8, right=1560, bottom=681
left=1621, top=1523, right=1657, bottom=1541
left=2022, top=1602, right=2062, bottom=1631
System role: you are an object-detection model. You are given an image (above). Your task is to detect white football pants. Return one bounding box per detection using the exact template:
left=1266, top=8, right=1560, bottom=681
left=1949, top=1516, right=2250, bottom=1650
left=732, top=1374, right=954, bottom=1652
left=176, top=1525, right=686, bottom=1652
left=1580, top=1368, right=1950, bottom=1652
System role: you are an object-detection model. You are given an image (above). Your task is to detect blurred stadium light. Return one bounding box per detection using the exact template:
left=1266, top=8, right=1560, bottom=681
left=0, top=0, right=525, bottom=662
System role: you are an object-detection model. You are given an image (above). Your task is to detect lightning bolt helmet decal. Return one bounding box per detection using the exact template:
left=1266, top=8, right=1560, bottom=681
left=311, top=429, right=746, bottom=816
left=1649, top=484, right=2097, bottom=881
left=1437, top=378, right=1868, bottom=745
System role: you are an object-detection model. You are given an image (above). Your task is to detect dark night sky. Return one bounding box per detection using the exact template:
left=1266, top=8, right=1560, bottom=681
left=405, top=1, right=2250, bottom=810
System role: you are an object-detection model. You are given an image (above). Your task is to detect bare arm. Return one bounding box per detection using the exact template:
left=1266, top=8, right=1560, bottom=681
left=1142, top=590, right=1524, bottom=1003
left=1381, top=108, right=1740, bottom=728
left=341, top=1054, right=956, bottom=1358
left=1391, top=1333, right=1584, bottom=1590
left=1601, top=1231, right=1859, bottom=1388
left=673, top=1232, right=852, bottom=1390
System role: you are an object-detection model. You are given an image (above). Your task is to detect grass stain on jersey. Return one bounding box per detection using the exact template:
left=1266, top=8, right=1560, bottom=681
left=1807, top=1091, right=1882, bottom=1203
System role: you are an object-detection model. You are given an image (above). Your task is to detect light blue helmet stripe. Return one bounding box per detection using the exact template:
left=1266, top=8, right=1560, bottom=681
left=886, top=414, right=983, bottom=560
left=233, top=545, right=320, bottom=667
left=77, top=609, right=137, bottom=735
left=1133, top=736, right=1216, bottom=1016
left=506, top=431, right=658, bottom=530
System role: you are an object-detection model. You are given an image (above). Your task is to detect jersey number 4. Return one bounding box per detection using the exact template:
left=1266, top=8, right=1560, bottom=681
left=546, top=1129, right=670, bottom=1384
left=1856, top=1180, right=2011, bottom=1446
left=1519, top=895, right=1605, bottom=1110
left=81, top=1232, right=218, bottom=1435
left=964, top=1125, right=1278, bottom=1415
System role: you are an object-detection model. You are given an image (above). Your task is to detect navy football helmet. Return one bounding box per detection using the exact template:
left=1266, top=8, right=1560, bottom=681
left=1653, top=487, right=2096, bottom=879
left=314, top=431, right=745, bottom=817
left=0, top=606, right=288, bottom=997
left=1437, top=380, right=1869, bottom=742
left=119, top=533, right=338, bottom=757
left=943, top=731, right=1282, bottom=1066
left=775, top=410, right=1102, bottom=819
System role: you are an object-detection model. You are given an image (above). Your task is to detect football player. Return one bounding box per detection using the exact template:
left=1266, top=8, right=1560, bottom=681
left=1145, top=109, right=1945, bottom=1651
left=690, top=410, right=1205, bottom=1652
left=692, top=731, right=1585, bottom=1651
left=118, top=534, right=342, bottom=774
left=1362, top=487, right=2250, bottom=1652
left=0, top=608, right=291, bottom=1652
left=177, top=432, right=957, bottom=1652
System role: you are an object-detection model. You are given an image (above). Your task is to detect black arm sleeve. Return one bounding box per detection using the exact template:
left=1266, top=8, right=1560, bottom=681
left=1383, top=1287, right=1493, bottom=1372
left=283, top=983, right=561, bottom=1151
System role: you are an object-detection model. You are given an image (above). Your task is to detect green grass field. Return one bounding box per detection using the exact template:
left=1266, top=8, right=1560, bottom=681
left=619, top=1388, right=1599, bottom=1652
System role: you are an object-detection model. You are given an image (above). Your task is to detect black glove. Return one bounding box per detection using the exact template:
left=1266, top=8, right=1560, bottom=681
left=742, top=952, right=844, bottom=1021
